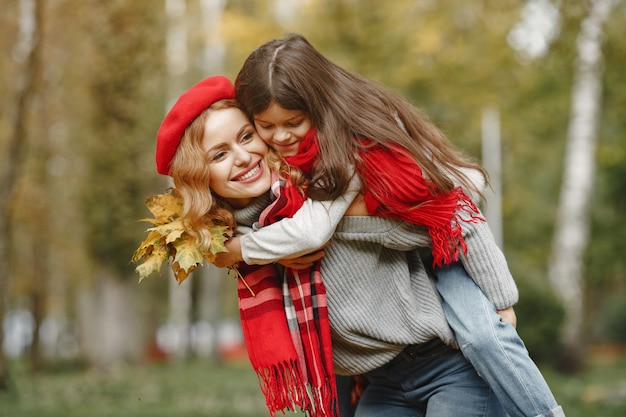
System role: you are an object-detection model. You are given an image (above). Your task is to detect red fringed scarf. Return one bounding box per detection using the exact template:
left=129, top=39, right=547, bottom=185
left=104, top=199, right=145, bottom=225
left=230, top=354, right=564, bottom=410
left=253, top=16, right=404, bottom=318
left=238, top=173, right=338, bottom=417
left=285, top=129, right=484, bottom=267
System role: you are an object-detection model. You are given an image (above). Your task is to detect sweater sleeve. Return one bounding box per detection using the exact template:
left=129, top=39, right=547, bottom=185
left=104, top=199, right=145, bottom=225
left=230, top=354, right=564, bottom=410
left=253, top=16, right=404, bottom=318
left=335, top=212, right=519, bottom=310
left=457, top=213, right=519, bottom=309
left=333, top=216, right=431, bottom=250
left=442, top=167, right=518, bottom=308
left=239, top=176, right=361, bottom=265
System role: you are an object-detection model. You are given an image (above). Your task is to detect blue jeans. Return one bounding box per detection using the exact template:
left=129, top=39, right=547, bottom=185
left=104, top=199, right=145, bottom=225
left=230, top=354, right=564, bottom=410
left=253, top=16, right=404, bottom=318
left=356, top=339, right=506, bottom=417
left=436, top=262, right=565, bottom=417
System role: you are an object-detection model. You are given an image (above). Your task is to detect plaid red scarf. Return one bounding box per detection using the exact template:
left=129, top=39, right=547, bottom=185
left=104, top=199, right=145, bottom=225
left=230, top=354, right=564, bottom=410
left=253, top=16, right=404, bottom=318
left=238, top=173, right=338, bottom=417
left=285, top=129, right=483, bottom=267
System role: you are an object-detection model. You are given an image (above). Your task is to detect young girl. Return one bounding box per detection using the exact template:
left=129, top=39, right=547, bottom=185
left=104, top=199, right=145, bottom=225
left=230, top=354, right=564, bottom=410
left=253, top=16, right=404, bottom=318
left=155, top=75, right=507, bottom=417
left=220, top=33, right=565, bottom=417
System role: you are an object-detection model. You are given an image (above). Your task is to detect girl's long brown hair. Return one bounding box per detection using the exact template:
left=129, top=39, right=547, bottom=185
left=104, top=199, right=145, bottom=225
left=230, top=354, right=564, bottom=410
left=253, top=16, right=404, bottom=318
left=235, top=33, right=487, bottom=202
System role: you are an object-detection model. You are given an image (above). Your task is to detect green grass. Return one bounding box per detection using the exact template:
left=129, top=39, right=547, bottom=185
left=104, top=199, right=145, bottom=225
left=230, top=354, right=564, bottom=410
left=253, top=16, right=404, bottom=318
left=1, top=354, right=625, bottom=417
left=0, top=359, right=278, bottom=417
left=542, top=354, right=626, bottom=417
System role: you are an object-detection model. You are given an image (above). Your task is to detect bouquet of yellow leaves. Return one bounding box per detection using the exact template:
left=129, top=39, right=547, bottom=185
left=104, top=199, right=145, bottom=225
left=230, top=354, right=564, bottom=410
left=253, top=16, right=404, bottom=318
left=132, top=188, right=232, bottom=284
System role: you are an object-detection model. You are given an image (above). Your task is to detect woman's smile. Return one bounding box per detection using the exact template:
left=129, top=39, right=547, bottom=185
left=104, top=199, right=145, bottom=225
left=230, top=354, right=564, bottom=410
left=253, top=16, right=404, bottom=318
left=234, top=161, right=262, bottom=182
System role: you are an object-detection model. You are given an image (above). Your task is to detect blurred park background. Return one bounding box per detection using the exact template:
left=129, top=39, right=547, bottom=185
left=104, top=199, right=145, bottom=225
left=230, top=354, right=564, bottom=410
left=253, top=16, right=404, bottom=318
left=1, top=0, right=625, bottom=415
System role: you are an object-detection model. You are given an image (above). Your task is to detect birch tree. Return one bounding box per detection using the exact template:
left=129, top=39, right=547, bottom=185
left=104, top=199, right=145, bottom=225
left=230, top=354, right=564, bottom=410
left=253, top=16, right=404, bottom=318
left=195, top=0, right=229, bottom=360
left=165, top=0, right=193, bottom=359
left=548, top=0, right=619, bottom=371
left=0, top=0, right=42, bottom=388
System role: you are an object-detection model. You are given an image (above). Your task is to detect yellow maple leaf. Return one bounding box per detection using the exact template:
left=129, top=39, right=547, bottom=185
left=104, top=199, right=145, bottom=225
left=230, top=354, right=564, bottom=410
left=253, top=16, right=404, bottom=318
left=132, top=230, right=163, bottom=263
left=172, top=261, right=194, bottom=284
left=132, top=188, right=233, bottom=284
left=205, top=225, right=230, bottom=264
left=172, top=236, right=205, bottom=284
left=149, top=218, right=185, bottom=241
left=145, top=191, right=183, bottom=224
left=165, top=228, right=185, bottom=244
left=136, top=245, right=170, bottom=282
left=174, top=235, right=204, bottom=267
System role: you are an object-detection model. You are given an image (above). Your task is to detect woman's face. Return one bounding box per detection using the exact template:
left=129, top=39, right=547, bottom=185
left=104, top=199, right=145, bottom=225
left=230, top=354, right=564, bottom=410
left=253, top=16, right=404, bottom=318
left=253, top=101, right=312, bottom=157
left=202, top=107, right=272, bottom=208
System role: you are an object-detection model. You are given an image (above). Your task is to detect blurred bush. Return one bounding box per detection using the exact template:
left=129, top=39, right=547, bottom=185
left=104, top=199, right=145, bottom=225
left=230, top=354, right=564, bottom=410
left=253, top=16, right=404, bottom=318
left=516, top=280, right=565, bottom=366
left=598, top=292, right=626, bottom=343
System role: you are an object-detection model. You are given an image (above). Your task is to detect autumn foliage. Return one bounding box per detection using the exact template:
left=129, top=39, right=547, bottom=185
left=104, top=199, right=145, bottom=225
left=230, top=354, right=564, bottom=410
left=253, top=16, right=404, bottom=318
left=132, top=188, right=231, bottom=284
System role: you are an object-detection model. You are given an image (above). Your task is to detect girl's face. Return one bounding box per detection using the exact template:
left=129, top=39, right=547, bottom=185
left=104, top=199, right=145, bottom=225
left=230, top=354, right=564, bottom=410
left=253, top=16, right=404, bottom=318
left=202, top=107, right=272, bottom=208
left=253, top=101, right=312, bottom=157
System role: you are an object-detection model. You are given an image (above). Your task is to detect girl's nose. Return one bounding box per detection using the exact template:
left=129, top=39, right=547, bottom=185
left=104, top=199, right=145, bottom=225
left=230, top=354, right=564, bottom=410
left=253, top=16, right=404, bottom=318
left=274, top=128, right=291, bottom=143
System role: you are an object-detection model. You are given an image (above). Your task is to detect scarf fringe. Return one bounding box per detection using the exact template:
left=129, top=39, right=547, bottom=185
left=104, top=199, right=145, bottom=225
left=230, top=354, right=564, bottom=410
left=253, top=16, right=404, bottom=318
left=256, top=360, right=338, bottom=417
left=304, top=375, right=339, bottom=417
left=256, top=360, right=307, bottom=416
left=431, top=193, right=484, bottom=267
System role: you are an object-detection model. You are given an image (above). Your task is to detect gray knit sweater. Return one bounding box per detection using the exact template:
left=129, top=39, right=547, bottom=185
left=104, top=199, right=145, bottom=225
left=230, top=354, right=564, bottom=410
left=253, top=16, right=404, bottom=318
left=233, top=193, right=519, bottom=375
left=323, top=215, right=455, bottom=375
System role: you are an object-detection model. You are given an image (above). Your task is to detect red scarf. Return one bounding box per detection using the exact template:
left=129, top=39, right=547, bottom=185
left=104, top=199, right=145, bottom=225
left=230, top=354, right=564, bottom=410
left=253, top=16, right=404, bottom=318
left=285, top=129, right=483, bottom=267
left=238, top=173, right=338, bottom=417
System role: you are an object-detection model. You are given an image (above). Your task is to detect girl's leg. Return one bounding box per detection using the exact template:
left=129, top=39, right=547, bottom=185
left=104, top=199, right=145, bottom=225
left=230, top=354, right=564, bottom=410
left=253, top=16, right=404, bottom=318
left=436, top=262, right=565, bottom=417
left=355, top=339, right=506, bottom=417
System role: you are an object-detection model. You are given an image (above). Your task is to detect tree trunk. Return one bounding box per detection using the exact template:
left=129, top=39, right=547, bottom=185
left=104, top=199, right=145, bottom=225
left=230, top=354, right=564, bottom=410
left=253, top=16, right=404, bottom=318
left=164, top=0, right=193, bottom=360
left=197, top=266, right=227, bottom=359
left=29, top=237, right=47, bottom=373
left=548, top=0, right=617, bottom=372
left=165, top=0, right=188, bottom=104
left=195, top=0, right=228, bottom=362
left=199, top=0, right=227, bottom=75
left=481, top=106, right=503, bottom=248
left=0, top=0, right=43, bottom=390
left=167, top=273, right=193, bottom=359
left=77, top=266, right=141, bottom=368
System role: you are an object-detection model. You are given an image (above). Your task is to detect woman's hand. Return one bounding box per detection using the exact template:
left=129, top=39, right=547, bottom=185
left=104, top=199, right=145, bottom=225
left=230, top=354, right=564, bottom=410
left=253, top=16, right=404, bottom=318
left=277, top=248, right=326, bottom=270
left=496, top=306, right=517, bottom=328
left=213, top=237, right=243, bottom=268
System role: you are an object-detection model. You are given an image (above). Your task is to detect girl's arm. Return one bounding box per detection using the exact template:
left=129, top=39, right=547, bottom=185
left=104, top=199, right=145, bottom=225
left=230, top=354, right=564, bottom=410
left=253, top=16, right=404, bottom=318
left=456, top=213, right=519, bottom=310
left=333, top=209, right=519, bottom=310
left=214, top=175, right=361, bottom=267
left=447, top=167, right=520, bottom=309
left=383, top=209, right=520, bottom=310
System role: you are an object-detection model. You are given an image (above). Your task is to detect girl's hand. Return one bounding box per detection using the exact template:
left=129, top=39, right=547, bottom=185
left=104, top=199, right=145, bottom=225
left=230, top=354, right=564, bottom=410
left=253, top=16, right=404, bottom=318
left=497, top=307, right=517, bottom=328
left=213, top=237, right=243, bottom=268
left=277, top=249, right=326, bottom=270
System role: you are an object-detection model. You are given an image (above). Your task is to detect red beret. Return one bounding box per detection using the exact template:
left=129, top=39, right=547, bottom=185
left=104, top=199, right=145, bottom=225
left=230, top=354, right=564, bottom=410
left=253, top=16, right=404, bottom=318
left=155, top=75, right=235, bottom=175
